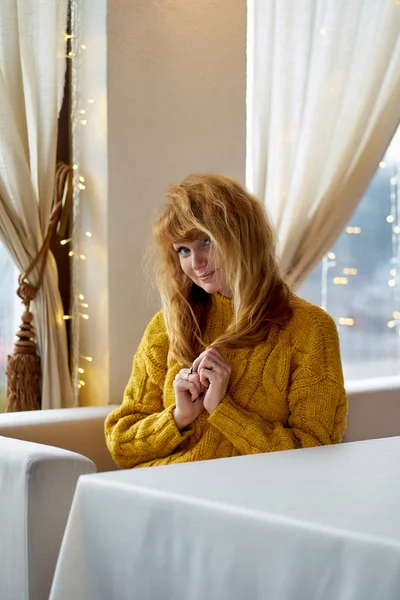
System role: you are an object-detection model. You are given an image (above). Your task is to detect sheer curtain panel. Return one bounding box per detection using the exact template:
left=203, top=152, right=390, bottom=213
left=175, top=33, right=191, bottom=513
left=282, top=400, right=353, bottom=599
left=0, top=1, right=72, bottom=408
left=247, top=0, right=400, bottom=288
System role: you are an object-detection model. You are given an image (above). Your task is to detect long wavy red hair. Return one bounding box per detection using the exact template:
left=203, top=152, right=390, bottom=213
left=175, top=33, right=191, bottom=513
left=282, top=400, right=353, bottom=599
left=151, top=173, right=292, bottom=365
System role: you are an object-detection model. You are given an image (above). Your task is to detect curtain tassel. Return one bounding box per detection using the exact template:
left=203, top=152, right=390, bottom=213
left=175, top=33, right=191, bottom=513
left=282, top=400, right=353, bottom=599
left=6, top=308, right=41, bottom=412
left=4, top=162, right=70, bottom=412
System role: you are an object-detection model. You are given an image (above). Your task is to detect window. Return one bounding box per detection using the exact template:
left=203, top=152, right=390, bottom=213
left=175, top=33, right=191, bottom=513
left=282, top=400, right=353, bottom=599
left=299, top=128, right=400, bottom=381
left=0, top=243, right=19, bottom=412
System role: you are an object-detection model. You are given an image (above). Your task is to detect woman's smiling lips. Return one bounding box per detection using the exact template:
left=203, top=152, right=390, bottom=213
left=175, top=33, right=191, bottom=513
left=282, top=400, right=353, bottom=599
left=198, top=270, right=215, bottom=281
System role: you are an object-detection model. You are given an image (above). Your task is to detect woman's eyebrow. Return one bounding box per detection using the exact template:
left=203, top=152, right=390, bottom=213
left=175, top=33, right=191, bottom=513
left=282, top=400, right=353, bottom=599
left=174, top=237, right=198, bottom=245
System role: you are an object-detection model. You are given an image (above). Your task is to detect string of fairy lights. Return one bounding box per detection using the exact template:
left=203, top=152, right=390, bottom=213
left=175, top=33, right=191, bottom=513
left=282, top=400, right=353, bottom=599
left=62, top=0, right=93, bottom=403
left=321, top=153, right=400, bottom=341
left=387, top=159, right=400, bottom=332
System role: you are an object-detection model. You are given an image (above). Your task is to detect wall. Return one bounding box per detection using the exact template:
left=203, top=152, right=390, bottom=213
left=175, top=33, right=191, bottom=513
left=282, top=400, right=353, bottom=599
left=107, top=0, right=247, bottom=403
left=344, top=378, right=400, bottom=442
left=75, top=0, right=109, bottom=407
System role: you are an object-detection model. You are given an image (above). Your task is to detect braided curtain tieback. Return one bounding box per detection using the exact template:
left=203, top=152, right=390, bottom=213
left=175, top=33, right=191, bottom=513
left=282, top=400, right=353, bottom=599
left=5, top=162, right=72, bottom=412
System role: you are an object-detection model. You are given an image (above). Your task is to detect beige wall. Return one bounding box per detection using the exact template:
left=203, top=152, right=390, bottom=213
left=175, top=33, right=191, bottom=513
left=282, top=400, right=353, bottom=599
left=344, top=381, right=400, bottom=443
left=107, top=0, right=247, bottom=403
left=74, top=0, right=108, bottom=407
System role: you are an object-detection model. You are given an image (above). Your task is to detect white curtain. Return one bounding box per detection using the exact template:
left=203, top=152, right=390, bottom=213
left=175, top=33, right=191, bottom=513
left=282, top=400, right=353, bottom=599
left=0, top=1, right=72, bottom=409
left=247, top=0, right=400, bottom=288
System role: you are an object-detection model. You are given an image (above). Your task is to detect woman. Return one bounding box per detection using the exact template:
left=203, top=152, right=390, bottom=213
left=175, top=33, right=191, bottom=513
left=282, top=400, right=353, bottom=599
left=105, top=174, right=347, bottom=469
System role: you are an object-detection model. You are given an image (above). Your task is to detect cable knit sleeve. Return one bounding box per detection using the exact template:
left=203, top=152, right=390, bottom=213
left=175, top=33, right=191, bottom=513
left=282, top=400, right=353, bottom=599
left=208, top=308, right=348, bottom=454
left=104, top=312, right=192, bottom=469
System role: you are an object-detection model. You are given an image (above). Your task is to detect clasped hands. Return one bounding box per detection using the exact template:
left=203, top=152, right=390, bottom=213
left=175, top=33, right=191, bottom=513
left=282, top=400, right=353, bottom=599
left=173, top=348, right=231, bottom=430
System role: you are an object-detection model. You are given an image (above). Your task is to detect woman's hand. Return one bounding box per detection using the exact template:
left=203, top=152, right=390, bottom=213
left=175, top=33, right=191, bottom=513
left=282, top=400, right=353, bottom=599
left=192, top=348, right=231, bottom=414
left=173, top=368, right=205, bottom=430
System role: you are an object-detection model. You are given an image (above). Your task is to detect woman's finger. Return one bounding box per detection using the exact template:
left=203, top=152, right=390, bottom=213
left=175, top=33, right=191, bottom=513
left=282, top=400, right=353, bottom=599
left=187, top=371, right=206, bottom=394
left=175, top=368, right=191, bottom=382
left=204, top=348, right=231, bottom=369
left=192, top=348, right=230, bottom=373
left=199, top=367, right=213, bottom=388
left=197, top=356, right=230, bottom=376
left=174, top=377, right=201, bottom=401
left=192, top=352, right=206, bottom=373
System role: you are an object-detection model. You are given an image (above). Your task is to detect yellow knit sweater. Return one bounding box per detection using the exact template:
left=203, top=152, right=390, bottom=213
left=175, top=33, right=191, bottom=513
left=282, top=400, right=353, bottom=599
left=105, top=293, right=347, bottom=469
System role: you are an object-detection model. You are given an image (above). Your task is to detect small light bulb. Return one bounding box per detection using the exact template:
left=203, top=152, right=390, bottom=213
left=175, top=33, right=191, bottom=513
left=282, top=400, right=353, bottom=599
left=86, top=98, right=94, bottom=104
left=338, top=317, right=354, bottom=326
left=63, top=315, right=72, bottom=320
left=80, top=44, right=87, bottom=50
left=79, top=119, right=87, bottom=126
left=79, top=294, right=84, bottom=300
left=68, top=251, right=74, bottom=257
left=73, top=164, right=78, bottom=170
left=343, top=268, right=357, bottom=275
left=85, top=231, right=92, bottom=237
left=78, top=367, right=85, bottom=374
left=379, top=161, right=386, bottom=168
left=82, top=356, right=93, bottom=362
left=80, top=254, right=86, bottom=260
left=386, top=215, right=395, bottom=223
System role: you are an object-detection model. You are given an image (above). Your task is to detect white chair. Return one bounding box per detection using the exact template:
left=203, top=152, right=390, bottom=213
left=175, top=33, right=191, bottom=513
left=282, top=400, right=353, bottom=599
left=0, top=405, right=119, bottom=472
left=0, top=405, right=119, bottom=599
left=0, top=436, right=95, bottom=600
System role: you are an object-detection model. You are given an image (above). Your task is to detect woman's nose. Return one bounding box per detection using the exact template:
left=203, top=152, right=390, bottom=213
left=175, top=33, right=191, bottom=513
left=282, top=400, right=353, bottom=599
left=191, top=250, right=207, bottom=270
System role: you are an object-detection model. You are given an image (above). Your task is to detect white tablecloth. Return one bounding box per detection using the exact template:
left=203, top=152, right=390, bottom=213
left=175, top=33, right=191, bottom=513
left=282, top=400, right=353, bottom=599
left=50, top=437, right=400, bottom=600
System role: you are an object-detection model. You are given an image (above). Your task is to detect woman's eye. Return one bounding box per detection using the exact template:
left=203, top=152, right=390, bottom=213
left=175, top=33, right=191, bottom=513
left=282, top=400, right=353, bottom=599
left=203, top=237, right=211, bottom=247
left=177, top=246, right=190, bottom=256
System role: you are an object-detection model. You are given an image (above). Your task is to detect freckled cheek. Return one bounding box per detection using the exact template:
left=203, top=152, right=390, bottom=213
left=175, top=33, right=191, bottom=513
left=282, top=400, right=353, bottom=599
left=180, top=259, right=193, bottom=278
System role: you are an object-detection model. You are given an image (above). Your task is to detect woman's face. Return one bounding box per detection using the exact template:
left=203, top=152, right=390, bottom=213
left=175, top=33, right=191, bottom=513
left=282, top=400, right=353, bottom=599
left=172, top=236, right=231, bottom=297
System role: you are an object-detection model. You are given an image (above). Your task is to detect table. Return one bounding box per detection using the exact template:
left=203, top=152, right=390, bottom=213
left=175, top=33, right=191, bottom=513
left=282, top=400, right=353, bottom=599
left=50, top=437, right=400, bottom=600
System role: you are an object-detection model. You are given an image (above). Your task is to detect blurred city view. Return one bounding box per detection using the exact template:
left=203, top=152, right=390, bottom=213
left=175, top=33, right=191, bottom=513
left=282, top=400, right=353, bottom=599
left=299, top=130, right=400, bottom=381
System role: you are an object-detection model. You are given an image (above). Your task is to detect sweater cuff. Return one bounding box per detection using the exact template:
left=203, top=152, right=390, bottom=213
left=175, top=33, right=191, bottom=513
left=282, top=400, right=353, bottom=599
left=207, top=395, right=243, bottom=438
left=208, top=395, right=272, bottom=444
